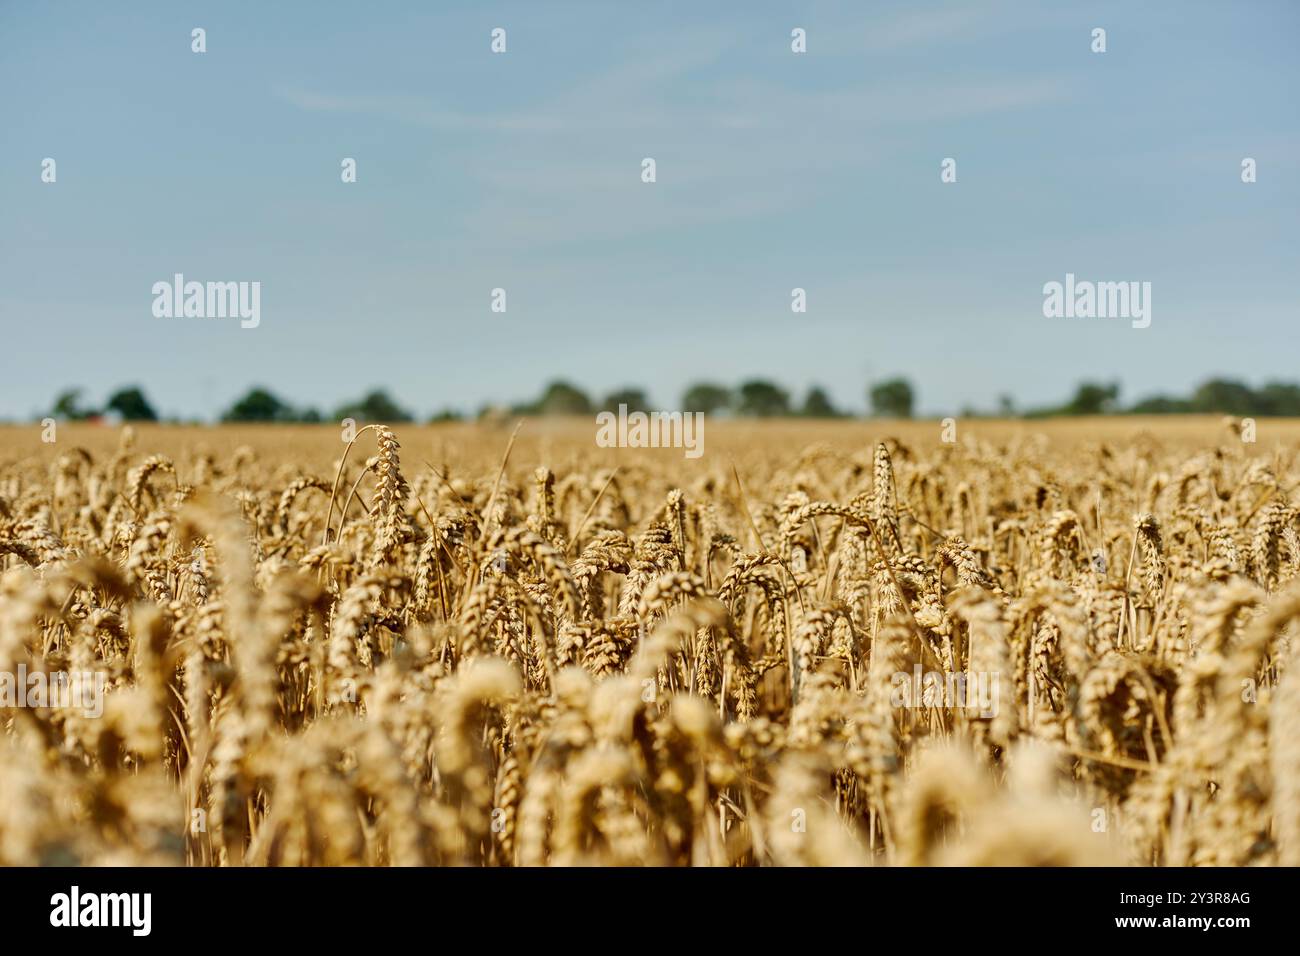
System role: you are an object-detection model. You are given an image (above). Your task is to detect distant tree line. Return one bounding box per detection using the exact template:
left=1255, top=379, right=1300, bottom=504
left=50, top=387, right=160, bottom=422
left=44, top=386, right=435, bottom=425
left=506, top=379, right=905, bottom=419
left=1021, top=378, right=1300, bottom=418
left=40, top=376, right=1300, bottom=424
left=217, top=388, right=424, bottom=424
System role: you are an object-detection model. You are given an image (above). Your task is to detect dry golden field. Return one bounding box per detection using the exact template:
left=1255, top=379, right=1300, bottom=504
left=1, top=416, right=1299, bottom=866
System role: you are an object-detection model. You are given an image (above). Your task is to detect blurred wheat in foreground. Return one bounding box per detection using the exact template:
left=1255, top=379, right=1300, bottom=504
left=1, top=419, right=1298, bottom=867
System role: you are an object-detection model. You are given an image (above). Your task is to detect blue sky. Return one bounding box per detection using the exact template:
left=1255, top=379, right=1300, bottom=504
left=2, top=0, right=1297, bottom=419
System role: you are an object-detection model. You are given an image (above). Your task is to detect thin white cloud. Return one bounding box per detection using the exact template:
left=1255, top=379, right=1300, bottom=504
left=276, top=88, right=566, bottom=132
left=276, top=20, right=1070, bottom=246
left=865, top=6, right=996, bottom=51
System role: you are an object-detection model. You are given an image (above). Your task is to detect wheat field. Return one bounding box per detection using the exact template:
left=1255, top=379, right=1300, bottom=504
left=1, top=416, right=1298, bottom=866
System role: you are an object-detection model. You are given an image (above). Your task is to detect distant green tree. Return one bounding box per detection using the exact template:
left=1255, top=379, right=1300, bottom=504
left=1123, top=380, right=1300, bottom=416
left=800, top=386, right=839, bottom=418
left=601, top=388, right=651, bottom=413
left=428, top=409, right=464, bottom=423
left=222, top=387, right=296, bottom=423
left=869, top=378, right=915, bottom=419
left=532, top=380, right=592, bottom=416
left=104, top=386, right=158, bottom=422
left=1190, top=378, right=1255, bottom=416
left=736, top=380, right=791, bottom=417
left=51, top=389, right=95, bottom=421
left=1256, top=382, right=1300, bottom=417
left=682, top=383, right=732, bottom=415
left=1128, top=395, right=1193, bottom=414
left=1062, top=381, right=1120, bottom=416
left=334, top=389, right=414, bottom=423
